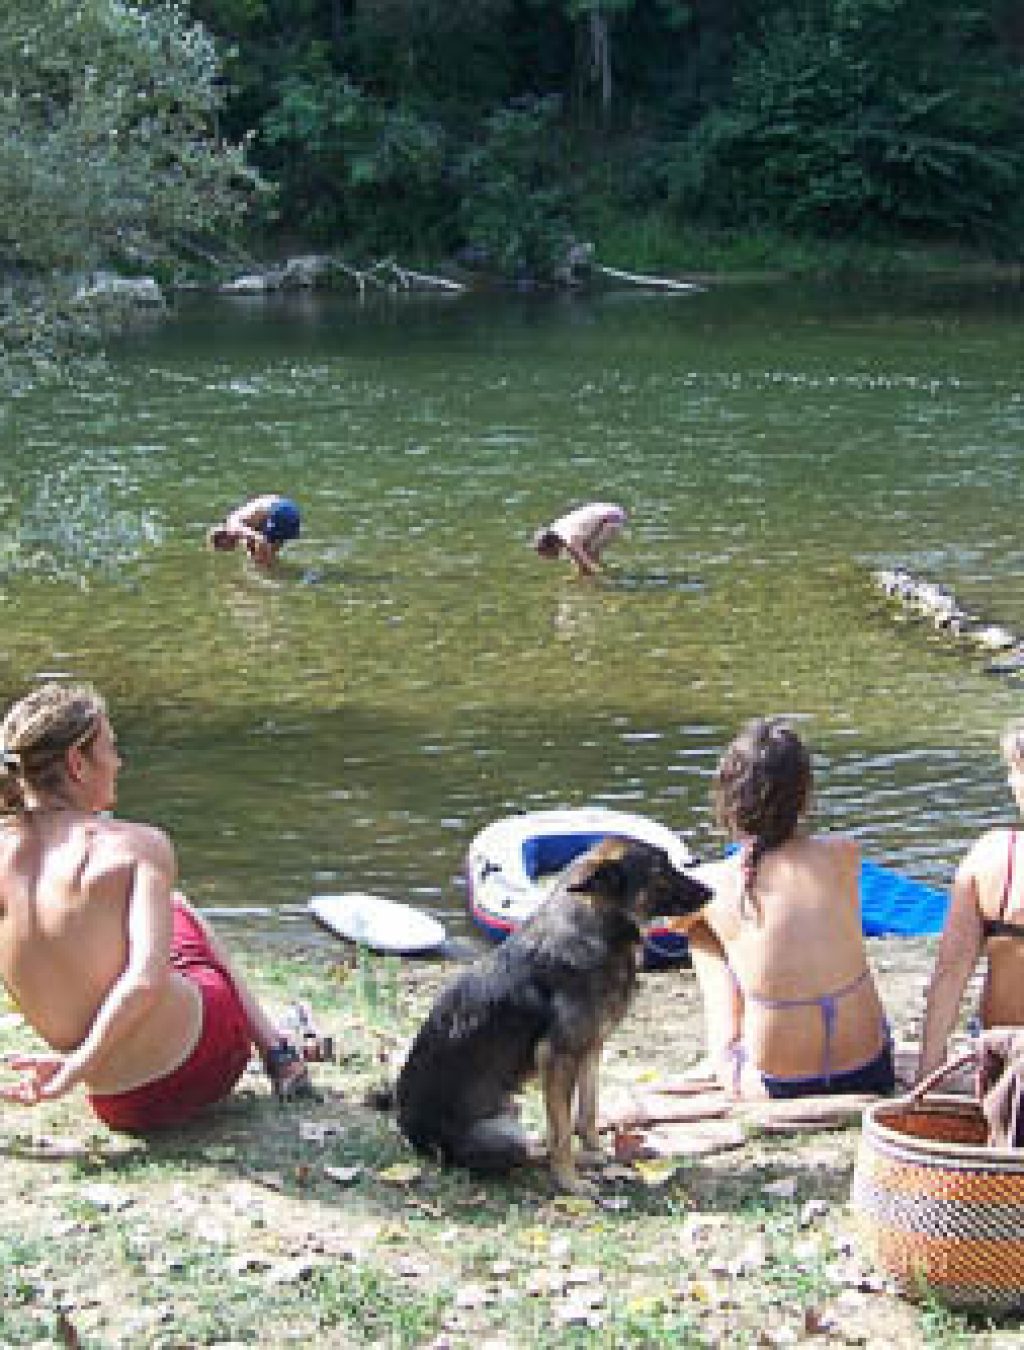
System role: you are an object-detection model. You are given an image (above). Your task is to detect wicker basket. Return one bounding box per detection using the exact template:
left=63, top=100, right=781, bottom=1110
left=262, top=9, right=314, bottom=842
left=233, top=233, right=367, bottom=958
left=852, top=1051, right=1024, bottom=1312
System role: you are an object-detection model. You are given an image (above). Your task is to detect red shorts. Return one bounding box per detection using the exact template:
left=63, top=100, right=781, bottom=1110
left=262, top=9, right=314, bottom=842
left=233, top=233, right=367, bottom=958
left=88, top=900, right=252, bottom=1132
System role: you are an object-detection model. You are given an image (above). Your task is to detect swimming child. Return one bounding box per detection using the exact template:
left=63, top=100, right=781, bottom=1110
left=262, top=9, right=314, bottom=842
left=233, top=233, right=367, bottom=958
left=207, top=494, right=302, bottom=568
left=533, top=502, right=627, bottom=577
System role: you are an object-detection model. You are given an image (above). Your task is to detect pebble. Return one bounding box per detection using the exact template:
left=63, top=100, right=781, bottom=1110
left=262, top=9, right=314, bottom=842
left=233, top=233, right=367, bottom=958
left=761, top=1177, right=798, bottom=1200
left=799, top=1199, right=830, bottom=1227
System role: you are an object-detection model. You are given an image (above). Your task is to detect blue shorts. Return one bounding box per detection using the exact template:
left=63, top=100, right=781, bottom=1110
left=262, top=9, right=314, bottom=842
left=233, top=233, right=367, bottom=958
left=263, top=498, right=301, bottom=545
left=760, top=1039, right=895, bottom=1100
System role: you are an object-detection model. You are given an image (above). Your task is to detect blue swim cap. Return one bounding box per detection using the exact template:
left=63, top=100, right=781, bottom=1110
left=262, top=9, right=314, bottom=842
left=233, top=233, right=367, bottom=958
left=263, top=498, right=301, bottom=545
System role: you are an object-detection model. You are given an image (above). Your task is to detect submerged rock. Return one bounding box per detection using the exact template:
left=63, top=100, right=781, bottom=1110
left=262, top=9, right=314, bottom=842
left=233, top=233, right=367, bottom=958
left=872, top=564, right=1024, bottom=673
left=73, top=273, right=165, bottom=309
left=220, top=272, right=279, bottom=294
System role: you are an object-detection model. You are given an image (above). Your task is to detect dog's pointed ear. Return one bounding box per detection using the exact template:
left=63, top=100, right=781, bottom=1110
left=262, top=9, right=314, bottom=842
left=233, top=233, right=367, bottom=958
left=567, top=858, right=628, bottom=897
left=683, top=873, right=714, bottom=904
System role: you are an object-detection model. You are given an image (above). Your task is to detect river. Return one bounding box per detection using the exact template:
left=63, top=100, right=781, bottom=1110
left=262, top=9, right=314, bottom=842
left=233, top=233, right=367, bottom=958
left=2, top=279, right=1023, bottom=934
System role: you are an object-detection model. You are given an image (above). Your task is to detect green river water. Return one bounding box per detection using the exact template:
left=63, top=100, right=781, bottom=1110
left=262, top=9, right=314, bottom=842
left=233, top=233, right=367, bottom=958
left=1, top=280, right=1023, bottom=933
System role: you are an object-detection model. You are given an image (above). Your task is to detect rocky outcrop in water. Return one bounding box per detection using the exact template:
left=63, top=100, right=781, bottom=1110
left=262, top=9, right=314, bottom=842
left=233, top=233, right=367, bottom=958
left=72, top=273, right=166, bottom=310
left=872, top=566, right=1024, bottom=673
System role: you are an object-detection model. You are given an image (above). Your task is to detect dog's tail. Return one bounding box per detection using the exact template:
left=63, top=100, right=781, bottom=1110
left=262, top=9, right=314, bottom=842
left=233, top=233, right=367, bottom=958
left=448, top=1114, right=533, bottom=1175
left=364, top=1081, right=396, bottom=1112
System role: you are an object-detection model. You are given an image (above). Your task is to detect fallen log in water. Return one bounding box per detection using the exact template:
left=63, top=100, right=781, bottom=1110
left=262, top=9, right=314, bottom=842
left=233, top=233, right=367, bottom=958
left=214, top=254, right=467, bottom=297
left=343, top=258, right=466, bottom=295
left=872, top=566, right=1024, bottom=673
left=209, top=248, right=709, bottom=299
left=592, top=263, right=704, bottom=293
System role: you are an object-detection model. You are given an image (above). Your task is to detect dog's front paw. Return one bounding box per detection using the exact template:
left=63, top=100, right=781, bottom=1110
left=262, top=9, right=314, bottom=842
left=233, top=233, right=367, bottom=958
left=573, top=1121, right=602, bottom=1152
left=524, top=1136, right=548, bottom=1164
left=574, top=1143, right=605, bottom=1167
left=551, top=1165, right=598, bottom=1198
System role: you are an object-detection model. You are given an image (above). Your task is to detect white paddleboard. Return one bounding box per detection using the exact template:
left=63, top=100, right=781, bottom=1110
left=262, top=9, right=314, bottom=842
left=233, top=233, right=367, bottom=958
left=308, top=892, right=447, bottom=955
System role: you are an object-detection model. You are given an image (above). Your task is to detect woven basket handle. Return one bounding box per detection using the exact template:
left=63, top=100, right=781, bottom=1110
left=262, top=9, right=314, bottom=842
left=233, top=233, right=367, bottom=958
left=906, top=1047, right=978, bottom=1104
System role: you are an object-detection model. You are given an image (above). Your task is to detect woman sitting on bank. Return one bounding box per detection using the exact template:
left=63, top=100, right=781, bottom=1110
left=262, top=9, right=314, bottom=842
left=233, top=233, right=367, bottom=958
left=676, top=717, right=894, bottom=1099
left=0, top=681, right=316, bottom=1132
left=917, top=724, right=1024, bottom=1081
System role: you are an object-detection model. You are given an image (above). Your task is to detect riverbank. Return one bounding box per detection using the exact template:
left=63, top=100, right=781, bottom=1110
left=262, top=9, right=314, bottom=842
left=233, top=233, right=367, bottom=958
left=0, top=931, right=1007, bottom=1348
left=190, top=232, right=1024, bottom=296
left=550, top=214, right=1024, bottom=287
left=4, top=230, right=1020, bottom=398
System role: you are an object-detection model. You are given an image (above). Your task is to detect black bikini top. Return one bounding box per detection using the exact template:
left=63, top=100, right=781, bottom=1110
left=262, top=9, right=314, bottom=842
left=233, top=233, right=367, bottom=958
left=982, top=830, right=1024, bottom=941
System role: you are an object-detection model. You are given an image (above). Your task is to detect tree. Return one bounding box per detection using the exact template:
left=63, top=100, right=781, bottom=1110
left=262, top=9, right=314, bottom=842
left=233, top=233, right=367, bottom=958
left=259, top=72, right=449, bottom=251
left=564, top=0, right=634, bottom=125
left=0, top=0, right=260, bottom=275
left=456, top=95, right=573, bottom=276
left=0, top=0, right=259, bottom=379
left=678, top=0, right=1024, bottom=245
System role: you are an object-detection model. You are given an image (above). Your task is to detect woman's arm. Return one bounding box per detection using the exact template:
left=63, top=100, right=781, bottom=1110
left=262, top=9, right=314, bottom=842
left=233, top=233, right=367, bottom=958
left=917, top=860, right=984, bottom=1079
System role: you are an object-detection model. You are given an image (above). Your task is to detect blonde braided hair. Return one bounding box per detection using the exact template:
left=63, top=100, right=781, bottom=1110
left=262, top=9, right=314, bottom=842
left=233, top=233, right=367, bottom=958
left=0, top=683, right=106, bottom=813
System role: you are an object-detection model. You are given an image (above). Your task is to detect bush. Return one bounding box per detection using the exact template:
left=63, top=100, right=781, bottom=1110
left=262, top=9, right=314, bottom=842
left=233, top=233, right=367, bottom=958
left=259, top=74, right=451, bottom=253
left=0, top=0, right=257, bottom=386
left=672, top=0, right=1024, bottom=248
left=455, top=96, right=575, bottom=278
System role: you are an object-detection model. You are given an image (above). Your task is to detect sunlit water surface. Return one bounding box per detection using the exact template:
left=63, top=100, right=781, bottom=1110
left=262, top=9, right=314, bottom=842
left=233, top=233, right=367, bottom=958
left=2, top=282, right=1023, bottom=935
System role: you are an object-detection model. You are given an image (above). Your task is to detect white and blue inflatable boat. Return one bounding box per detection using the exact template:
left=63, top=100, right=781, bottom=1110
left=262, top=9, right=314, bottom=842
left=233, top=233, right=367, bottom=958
left=466, top=807, right=696, bottom=968
left=466, top=807, right=950, bottom=971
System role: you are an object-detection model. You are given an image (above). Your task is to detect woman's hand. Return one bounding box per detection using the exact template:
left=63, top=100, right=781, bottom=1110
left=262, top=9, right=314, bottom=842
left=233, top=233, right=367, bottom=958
left=0, top=1052, right=80, bottom=1105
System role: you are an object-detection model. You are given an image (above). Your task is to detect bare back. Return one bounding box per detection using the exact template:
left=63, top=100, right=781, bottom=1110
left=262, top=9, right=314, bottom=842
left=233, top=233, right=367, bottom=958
left=704, top=835, right=886, bottom=1078
left=0, top=811, right=202, bottom=1093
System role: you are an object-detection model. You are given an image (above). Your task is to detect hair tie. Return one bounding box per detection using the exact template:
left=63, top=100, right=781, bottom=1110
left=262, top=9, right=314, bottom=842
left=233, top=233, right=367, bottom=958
left=1, top=748, right=22, bottom=773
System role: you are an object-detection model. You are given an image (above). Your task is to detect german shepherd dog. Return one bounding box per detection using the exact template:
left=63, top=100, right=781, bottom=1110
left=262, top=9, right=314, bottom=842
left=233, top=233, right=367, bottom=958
left=393, top=837, right=712, bottom=1192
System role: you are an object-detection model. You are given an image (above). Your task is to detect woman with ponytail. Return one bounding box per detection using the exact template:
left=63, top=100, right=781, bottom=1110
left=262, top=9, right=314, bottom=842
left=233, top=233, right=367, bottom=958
left=0, top=682, right=317, bottom=1130
left=678, top=718, right=893, bottom=1099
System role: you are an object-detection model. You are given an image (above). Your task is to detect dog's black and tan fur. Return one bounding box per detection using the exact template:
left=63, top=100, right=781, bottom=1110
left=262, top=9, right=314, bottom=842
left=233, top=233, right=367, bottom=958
left=394, top=837, right=712, bottom=1192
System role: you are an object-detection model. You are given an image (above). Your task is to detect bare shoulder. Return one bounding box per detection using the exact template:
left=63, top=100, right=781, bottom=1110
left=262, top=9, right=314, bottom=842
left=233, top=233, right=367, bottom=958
left=794, top=835, right=860, bottom=901
left=814, top=832, right=858, bottom=853
left=91, top=818, right=176, bottom=875
left=807, top=833, right=859, bottom=870
left=958, top=827, right=1011, bottom=878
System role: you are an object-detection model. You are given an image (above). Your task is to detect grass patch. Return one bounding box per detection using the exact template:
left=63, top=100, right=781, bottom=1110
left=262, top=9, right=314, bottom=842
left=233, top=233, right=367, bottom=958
left=579, top=203, right=1012, bottom=281
left=311, top=1262, right=446, bottom=1342
left=0, top=935, right=1006, bottom=1346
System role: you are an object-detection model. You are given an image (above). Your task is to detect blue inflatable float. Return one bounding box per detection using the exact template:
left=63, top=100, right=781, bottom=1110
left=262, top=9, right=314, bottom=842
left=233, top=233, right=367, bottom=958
left=859, top=858, right=947, bottom=938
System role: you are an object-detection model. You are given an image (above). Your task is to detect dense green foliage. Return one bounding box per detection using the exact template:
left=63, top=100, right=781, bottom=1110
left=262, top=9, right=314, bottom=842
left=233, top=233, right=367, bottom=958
left=684, top=1, right=1024, bottom=246
left=0, top=0, right=255, bottom=276
left=0, top=0, right=256, bottom=381
left=187, top=0, right=1024, bottom=271
left=2, top=0, right=1023, bottom=353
